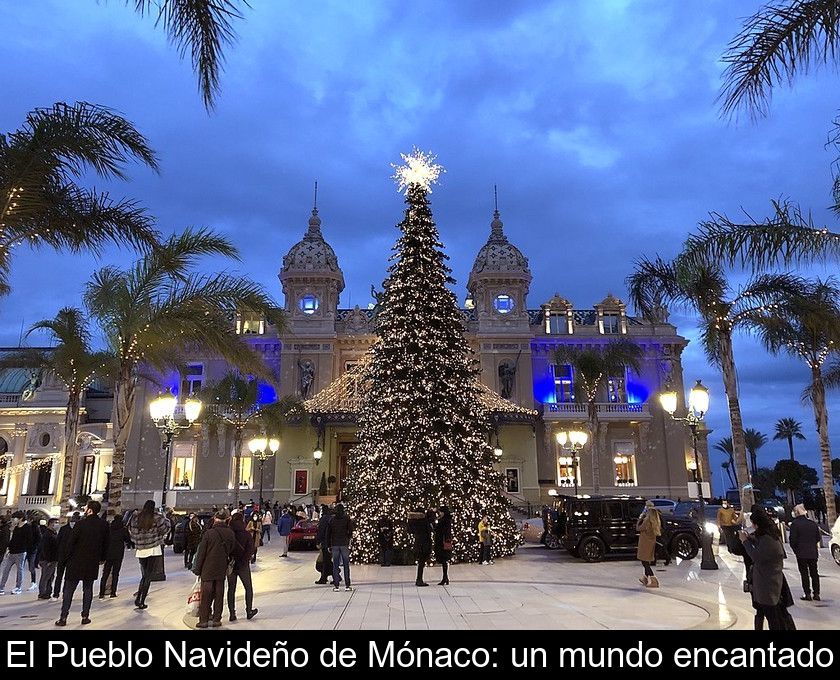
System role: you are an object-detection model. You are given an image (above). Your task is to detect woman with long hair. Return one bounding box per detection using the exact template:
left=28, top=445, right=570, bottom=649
left=637, top=500, right=662, bottom=588
left=739, top=504, right=796, bottom=630
left=127, top=500, right=169, bottom=610
left=434, top=506, right=453, bottom=586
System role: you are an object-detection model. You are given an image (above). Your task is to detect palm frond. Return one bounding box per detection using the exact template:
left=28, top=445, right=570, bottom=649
left=821, top=355, right=840, bottom=390
left=719, top=0, right=840, bottom=118
left=713, top=436, right=734, bottom=455
left=133, top=1, right=248, bottom=110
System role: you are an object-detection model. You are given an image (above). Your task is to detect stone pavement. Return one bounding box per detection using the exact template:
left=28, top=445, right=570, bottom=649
left=0, top=542, right=836, bottom=630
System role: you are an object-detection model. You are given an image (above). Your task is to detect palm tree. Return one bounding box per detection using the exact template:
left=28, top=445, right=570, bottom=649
left=0, top=308, right=114, bottom=513
left=713, top=436, right=738, bottom=487
left=719, top=0, right=840, bottom=118
left=132, top=1, right=248, bottom=110
left=744, top=428, right=769, bottom=478
left=198, top=372, right=300, bottom=503
left=1, top=102, right=159, bottom=295
left=628, top=255, right=808, bottom=512
left=774, top=417, right=806, bottom=461
left=721, top=460, right=736, bottom=490
left=552, top=340, right=643, bottom=491
left=83, top=228, right=284, bottom=515
left=749, top=279, right=840, bottom=525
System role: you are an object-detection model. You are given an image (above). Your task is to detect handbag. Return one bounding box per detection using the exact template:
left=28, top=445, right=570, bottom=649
left=186, top=577, right=202, bottom=617
left=149, top=554, right=166, bottom=582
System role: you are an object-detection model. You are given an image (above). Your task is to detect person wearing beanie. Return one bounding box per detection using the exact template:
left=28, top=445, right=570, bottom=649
left=788, top=504, right=821, bottom=601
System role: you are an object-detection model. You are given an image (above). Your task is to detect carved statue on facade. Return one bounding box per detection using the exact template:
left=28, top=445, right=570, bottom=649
left=498, top=360, right=517, bottom=399
left=21, top=369, right=42, bottom=402
left=298, top=359, right=316, bottom=399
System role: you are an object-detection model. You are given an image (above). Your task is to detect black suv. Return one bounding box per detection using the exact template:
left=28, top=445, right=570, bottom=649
left=556, top=495, right=701, bottom=563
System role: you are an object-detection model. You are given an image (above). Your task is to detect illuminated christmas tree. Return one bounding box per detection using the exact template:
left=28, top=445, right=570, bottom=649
left=347, top=149, right=518, bottom=563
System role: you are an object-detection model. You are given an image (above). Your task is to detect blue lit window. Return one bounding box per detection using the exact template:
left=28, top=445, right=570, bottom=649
left=299, top=295, right=320, bottom=315
left=493, top=294, right=514, bottom=314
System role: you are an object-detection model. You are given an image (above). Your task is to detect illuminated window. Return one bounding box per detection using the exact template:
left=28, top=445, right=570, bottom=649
left=547, top=313, right=566, bottom=334
left=556, top=455, right=579, bottom=489
left=613, top=441, right=637, bottom=487
left=299, top=295, right=320, bottom=315
left=493, top=294, right=514, bottom=314
left=79, top=455, right=96, bottom=496
left=602, top=313, right=621, bottom=334
left=552, top=364, right=574, bottom=403
left=171, top=442, right=196, bottom=489
left=233, top=454, right=253, bottom=489
left=0, top=450, right=10, bottom=496
left=33, top=459, right=52, bottom=495
left=607, top=376, right=627, bottom=403
left=180, top=363, right=203, bottom=396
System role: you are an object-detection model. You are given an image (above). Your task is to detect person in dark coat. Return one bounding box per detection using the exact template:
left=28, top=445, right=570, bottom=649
left=377, top=517, right=394, bottom=567
left=434, top=506, right=453, bottom=586
left=193, top=510, right=235, bottom=628
left=739, top=505, right=796, bottom=631
left=326, top=503, right=353, bottom=591
left=37, top=519, right=59, bottom=599
left=55, top=501, right=109, bottom=626
left=788, top=504, right=822, bottom=601
left=408, top=508, right=433, bottom=587
left=25, top=513, right=40, bottom=591
left=99, top=515, right=129, bottom=599
left=226, top=514, right=257, bottom=621
left=52, top=512, right=79, bottom=599
left=184, top=514, right=203, bottom=569
left=0, top=511, right=32, bottom=594
left=315, top=506, right=333, bottom=584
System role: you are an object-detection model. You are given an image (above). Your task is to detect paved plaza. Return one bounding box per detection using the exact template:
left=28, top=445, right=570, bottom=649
left=0, top=542, right=836, bottom=630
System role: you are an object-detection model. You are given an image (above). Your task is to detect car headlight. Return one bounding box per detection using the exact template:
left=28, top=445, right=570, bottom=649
left=704, top=522, right=718, bottom=535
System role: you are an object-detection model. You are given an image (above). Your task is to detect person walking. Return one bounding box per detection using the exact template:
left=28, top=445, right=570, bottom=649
left=788, top=504, right=821, bottom=602
left=127, top=500, right=169, bottom=610
left=37, top=518, right=59, bottom=599
left=52, top=512, right=79, bottom=600
left=315, top=506, right=333, bottom=584
left=477, top=515, right=494, bottom=565
left=99, top=515, right=129, bottom=599
left=408, top=508, right=433, bottom=587
left=377, top=517, right=394, bottom=567
left=327, top=503, right=353, bottom=592
left=227, top=512, right=257, bottom=621
left=55, top=500, right=109, bottom=626
left=0, top=511, right=30, bottom=595
left=193, top=509, right=235, bottom=629
left=637, top=500, right=661, bottom=588
left=739, top=505, right=796, bottom=630
left=261, top=508, right=272, bottom=544
left=434, top=506, right=453, bottom=586
left=276, top=508, right=294, bottom=558
left=184, top=514, right=203, bottom=569
left=716, top=500, right=740, bottom=554
left=246, top=512, right=263, bottom=564
left=25, top=513, right=40, bottom=592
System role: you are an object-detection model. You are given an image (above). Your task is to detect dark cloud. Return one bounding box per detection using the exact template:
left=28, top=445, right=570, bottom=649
left=2, top=0, right=839, bottom=473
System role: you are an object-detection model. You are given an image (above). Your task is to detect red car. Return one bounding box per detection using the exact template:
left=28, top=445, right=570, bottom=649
left=288, top=519, right=319, bottom=550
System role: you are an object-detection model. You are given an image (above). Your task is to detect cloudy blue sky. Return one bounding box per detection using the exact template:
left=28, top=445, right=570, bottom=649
left=2, top=0, right=839, bottom=485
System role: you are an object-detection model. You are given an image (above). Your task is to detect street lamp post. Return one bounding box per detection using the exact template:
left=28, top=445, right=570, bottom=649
left=149, top=390, right=202, bottom=511
left=248, top=435, right=280, bottom=507
left=555, top=429, right=588, bottom=496
left=659, top=379, right=718, bottom=570
left=103, top=464, right=113, bottom=514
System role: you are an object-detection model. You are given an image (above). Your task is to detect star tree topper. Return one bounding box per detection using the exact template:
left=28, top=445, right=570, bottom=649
left=391, top=148, right=445, bottom=194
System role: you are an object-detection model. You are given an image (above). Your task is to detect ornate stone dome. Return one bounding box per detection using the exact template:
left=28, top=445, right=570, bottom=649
left=281, top=208, right=343, bottom=280
left=468, top=210, right=531, bottom=290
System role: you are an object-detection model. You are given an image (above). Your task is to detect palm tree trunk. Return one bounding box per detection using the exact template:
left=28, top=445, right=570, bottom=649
left=59, top=391, right=81, bottom=515
left=107, top=361, right=137, bottom=517
left=787, top=436, right=795, bottom=462
left=728, top=451, right=738, bottom=486
left=718, top=331, right=754, bottom=511
left=810, top=367, right=836, bottom=527
left=233, top=424, right=242, bottom=504
left=587, top=399, right=600, bottom=492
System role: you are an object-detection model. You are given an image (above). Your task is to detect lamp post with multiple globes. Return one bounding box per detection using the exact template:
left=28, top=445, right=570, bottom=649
left=659, top=379, right=718, bottom=570
left=248, top=435, right=280, bottom=508
left=555, top=429, right=588, bottom=496
left=149, top=390, right=202, bottom=510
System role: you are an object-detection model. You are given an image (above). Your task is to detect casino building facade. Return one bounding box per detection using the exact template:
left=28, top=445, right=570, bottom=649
left=0, top=205, right=705, bottom=516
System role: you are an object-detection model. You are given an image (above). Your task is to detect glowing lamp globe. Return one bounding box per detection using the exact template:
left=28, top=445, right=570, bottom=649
left=659, top=387, right=678, bottom=416
left=149, top=391, right=176, bottom=421
left=313, top=448, right=323, bottom=462
left=688, top=380, right=709, bottom=418
left=570, top=430, right=588, bottom=447
left=248, top=436, right=268, bottom=455
left=555, top=431, right=568, bottom=447
left=494, top=446, right=503, bottom=458
left=184, top=396, right=202, bottom=423
left=268, top=438, right=280, bottom=454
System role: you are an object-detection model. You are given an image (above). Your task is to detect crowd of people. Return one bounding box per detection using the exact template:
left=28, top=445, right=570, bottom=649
left=634, top=499, right=826, bottom=631
left=0, top=498, right=485, bottom=629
